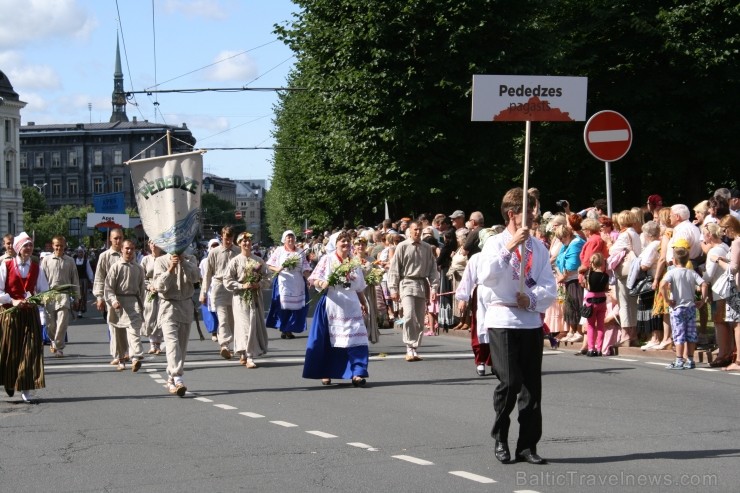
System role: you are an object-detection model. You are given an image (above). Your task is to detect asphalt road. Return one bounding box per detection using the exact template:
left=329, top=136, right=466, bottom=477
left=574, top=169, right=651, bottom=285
left=1, top=307, right=739, bottom=493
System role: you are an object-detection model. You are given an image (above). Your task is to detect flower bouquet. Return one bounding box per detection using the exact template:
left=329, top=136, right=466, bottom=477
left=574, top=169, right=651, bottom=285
left=281, top=254, right=301, bottom=271
left=364, top=267, right=385, bottom=286
left=326, top=257, right=362, bottom=290
left=146, top=290, right=157, bottom=303
left=240, top=259, right=263, bottom=303
left=2, top=284, right=77, bottom=315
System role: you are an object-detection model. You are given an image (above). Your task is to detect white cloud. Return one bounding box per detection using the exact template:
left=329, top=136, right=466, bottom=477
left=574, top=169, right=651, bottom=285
left=203, top=50, right=258, bottom=82
left=0, top=0, right=97, bottom=49
left=6, top=65, right=61, bottom=90
left=161, top=0, right=228, bottom=20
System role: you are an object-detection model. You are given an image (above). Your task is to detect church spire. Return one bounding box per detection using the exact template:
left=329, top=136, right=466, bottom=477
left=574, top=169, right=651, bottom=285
left=110, top=35, right=129, bottom=123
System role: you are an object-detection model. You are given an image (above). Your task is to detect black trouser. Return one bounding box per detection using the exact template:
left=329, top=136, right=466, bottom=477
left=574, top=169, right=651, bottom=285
left=488, top=327, right=543, bottom=453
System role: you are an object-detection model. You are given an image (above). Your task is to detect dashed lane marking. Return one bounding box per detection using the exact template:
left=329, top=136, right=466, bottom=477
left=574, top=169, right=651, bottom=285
left=154, top=379, right=167, bottom=384
left=306, top=430, right=337, bottom=438
left=514, top=490, right=542, bottom=493
left=214, top=404, right=237, bottom=410
left=646, top=362, right=669, bottom=366
left=270, top=420, right=298, bottom=428
left=609, top=357, right=637, bottom=362
left=697, top=368, right=719, bottom=372
left=194, top=397, right=213, bottom=403
left=149, top=373, right=163, bottom=378
left=347, top=442, right=373, bottom=449
left=448, top=471, right=496, bottom=483
left=239, top=412, right=265, bottom=418
left=392, top=455, right=434, bottom=465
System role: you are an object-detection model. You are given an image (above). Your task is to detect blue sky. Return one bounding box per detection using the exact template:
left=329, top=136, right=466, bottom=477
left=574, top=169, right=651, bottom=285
left=0, top=0, right=300, bottom=185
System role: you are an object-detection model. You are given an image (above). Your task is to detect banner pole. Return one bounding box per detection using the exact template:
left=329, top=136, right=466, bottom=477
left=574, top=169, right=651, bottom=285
left=166, top=129, right=172, bottom=156
left=520, top=120, right=531, bottom=292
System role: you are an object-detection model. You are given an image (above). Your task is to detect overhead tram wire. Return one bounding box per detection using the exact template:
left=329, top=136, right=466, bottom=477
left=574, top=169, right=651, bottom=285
left=150, top=0, right=165, bottom=124
left=126, top=87, right=305, bottom=96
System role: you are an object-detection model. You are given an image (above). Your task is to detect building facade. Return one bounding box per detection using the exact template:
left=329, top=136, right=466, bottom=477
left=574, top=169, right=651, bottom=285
left=0, top=70, right=26, bottom=235
left=235, top=179, right=266, bottom=243
left=18, top=40, right=196, bottom=212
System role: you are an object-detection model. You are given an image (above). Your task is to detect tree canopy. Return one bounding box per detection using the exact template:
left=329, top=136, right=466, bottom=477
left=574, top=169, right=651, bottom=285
left=269, top=0, right=738, bottom=237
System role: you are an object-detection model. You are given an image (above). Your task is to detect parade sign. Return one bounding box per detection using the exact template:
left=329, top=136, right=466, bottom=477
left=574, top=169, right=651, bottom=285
left=86, top=213, right=130, bottom=228
left=584, top=110, right=632, bottom=162
left=127, top=150, right=204, bottom=254
left=471, top=75, right=588, bottom=122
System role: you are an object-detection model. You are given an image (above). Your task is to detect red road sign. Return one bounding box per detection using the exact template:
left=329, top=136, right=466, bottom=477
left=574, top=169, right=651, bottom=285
left=584, top=110, right=632, bottom=162
left=235, top=210, right=243, bottom=220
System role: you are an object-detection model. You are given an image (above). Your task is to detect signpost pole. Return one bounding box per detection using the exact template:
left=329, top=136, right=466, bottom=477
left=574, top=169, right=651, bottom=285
left=520, top=121, right=531, bottom=290
left=605, top=161, right=612, bottom=217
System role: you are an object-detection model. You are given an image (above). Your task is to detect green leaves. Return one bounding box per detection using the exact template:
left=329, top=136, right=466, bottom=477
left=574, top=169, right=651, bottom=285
left=268, top=0, right=739, bottom=237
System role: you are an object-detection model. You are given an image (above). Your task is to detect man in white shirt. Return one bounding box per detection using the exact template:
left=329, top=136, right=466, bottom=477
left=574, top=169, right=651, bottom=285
left=477, top=188, right=556, bottom=466
left=666, top=204, right=702, bottom=264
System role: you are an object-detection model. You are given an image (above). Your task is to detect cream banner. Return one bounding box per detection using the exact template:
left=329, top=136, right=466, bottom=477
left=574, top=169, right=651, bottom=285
left=127, top=151, right=204, bottom=254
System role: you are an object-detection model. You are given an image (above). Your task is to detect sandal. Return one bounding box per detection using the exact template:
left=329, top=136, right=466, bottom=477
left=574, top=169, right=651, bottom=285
left=321, top=378, right=332, bottom=385
left=351, top=377, right=366, bottom=387
left=709, top=357, right=732, bottom=368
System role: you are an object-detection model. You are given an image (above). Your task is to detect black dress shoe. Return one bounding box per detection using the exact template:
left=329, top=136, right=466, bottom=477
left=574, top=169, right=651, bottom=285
left=494, top=441, right=511, bottom=463
left=515, top=449, right=547, bottom=465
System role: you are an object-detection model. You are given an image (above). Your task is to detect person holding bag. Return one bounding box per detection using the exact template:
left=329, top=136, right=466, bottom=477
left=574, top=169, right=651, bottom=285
left=703, top=223, right=732, bottom=367
left=710, top=216, right=740, bottom=371
left=608, top=210, right=642, bottom=346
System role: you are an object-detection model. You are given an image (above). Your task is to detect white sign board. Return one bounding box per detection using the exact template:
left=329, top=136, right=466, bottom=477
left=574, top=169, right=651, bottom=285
left=86, top=213, right=130, bottom=228
left=471, top=75, right=588, bottom=122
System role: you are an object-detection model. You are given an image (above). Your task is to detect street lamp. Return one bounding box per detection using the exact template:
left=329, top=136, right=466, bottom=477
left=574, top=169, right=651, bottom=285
left=33, top=182, right=48, bottom=194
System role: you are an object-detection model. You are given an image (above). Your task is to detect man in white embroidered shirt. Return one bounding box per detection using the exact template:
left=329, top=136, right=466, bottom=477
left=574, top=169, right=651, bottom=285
left=477, top=188, right=556, bottom=466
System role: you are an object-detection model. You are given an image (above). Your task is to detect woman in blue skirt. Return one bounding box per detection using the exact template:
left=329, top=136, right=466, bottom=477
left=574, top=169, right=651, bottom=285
left=303, top=231, right=370, bottom=387
left=265, top=230, right=311, bottom=339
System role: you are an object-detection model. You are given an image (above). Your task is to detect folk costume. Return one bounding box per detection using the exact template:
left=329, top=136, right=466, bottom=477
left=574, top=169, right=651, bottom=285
left=141, top=252, right=164, bottom=353
left=0, top=233, right=49, bottom=401
left=224, top=252, right=269, bottom=366
left=41, top=250, right=79, bottom=355
left=104, top=258, right=146, bottom=370
left=201, top=243, right=240, bottom=353
left=478, top=228, right=556, bottom=460
left=265, top=231, right=311, bottom=337
left=153, top=254, right=200, bottom=396
left=303, top=253, right=369, bottom=382
left=93, top=247, right=124, bottom=359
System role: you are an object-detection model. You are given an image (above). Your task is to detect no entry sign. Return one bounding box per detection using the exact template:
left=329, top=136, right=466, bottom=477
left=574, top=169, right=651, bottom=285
left=584, top=110, right=632, bottom=162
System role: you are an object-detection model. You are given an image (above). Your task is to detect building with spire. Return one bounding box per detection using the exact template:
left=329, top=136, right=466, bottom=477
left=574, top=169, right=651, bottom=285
left=18, top=38, right=196, bottom=227
left=0, top=69, right=27, bottom=234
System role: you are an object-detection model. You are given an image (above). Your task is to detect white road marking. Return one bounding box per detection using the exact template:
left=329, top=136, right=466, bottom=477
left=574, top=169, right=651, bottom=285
left=194, top=397, right=213, bottom=403
left=514, top=490, right=542, bottom=493
left=270, top=420, right=298, bottom=428
left=347, top=442, right=373, bottom=449
left=449, top=471, right=496, bottom=483
left=214, top=404, right=237, bottom=410
left=696, top=368, right=719, bottom=372
left=149, top=373, right=163, bottom=379
left=154, top=379, right=167, bottom=384
left=306, top=430, right=337, bottom=438
left=646, top=362, right=670, bottom=366
left=587, top=129, right=629, bottom=143
left=609, top=357, right=637, bottom=362
left=392, top=455, right=433, bottom=465
left=239, top=412, right=265, bottom=418
left=145, top=368, right=156, bottom=372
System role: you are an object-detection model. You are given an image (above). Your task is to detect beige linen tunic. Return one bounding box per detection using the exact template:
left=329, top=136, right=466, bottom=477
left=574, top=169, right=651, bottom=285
left=153, top=254, right=199, bottom=324
left=140, top=254, right=161, bottom=338
left=223, top=254, right=269, bottom=357
left=103, top=260, right=145, bottom=330
left=93, top=249, right=122, bottom=301
left=41, top=254, right=79, bottom=310
left=201, top=245, right=240, bottom=306
left=387, top=239, right=439, bottom=299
